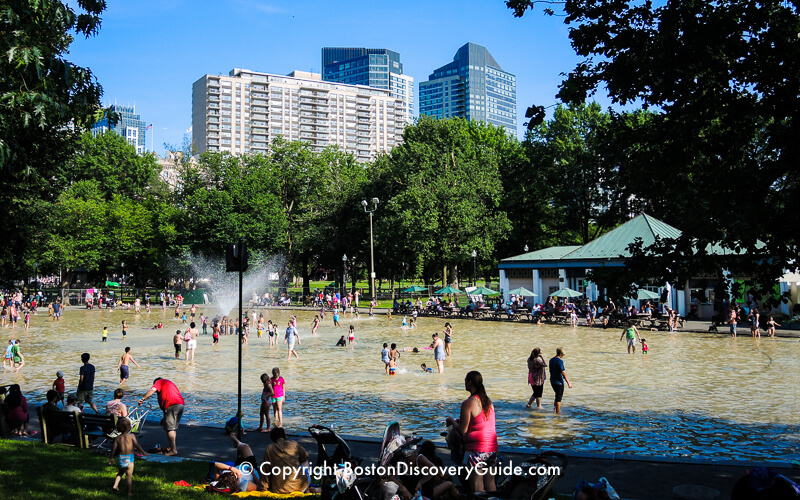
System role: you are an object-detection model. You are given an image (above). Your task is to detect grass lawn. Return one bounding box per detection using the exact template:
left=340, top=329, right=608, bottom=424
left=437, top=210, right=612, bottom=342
left=0, top=439, right=211, bottom=499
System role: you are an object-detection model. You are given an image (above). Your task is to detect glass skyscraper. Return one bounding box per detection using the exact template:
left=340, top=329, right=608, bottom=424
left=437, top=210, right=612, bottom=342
left=419, top=43, right=516, bottom=135
left=322, top=48, right=414, bottom=123
left=92, top=104, right=147, bottom=154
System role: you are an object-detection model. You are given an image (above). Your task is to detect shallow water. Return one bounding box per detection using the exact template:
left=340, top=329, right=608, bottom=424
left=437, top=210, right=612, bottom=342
left=3, top=307, right=799, bottom=462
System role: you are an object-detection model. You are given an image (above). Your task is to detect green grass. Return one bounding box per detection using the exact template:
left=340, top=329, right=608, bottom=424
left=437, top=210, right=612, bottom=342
left=0, top=439, right=212, bottom=499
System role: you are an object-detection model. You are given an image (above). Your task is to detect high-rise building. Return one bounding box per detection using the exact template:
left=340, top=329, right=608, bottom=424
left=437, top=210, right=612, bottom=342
left=192, top=68, right=406, bottom=161
left=92, top=104, right=147, bottom=154
left=322, top=48, right=414, bottom=124
left=419, top=42, right=516, bottom=135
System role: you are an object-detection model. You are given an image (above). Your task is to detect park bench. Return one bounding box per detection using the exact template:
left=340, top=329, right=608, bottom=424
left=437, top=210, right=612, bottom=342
left=37, top=407, right=85, bottom=447
left=80, top=412, right=119, bottom=446
left=37, top=408, right=117, bottom=449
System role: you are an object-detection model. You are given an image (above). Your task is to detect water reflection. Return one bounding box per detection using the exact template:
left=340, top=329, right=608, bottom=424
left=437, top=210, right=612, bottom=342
left=2, top=307, right=799, bottom=462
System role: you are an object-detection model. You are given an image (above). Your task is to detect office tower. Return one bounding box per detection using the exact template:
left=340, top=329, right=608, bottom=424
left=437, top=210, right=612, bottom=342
left=92, top=104, right=147, bottom=154
left=419, top=42, right=516, bottom=135
left=322, top=48, right=414, bottom=124
left=192, top=69, right=406, bottom=161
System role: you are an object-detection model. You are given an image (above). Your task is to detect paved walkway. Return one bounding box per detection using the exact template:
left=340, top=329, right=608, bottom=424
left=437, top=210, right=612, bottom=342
left=18, top=412, right=800, bottom=500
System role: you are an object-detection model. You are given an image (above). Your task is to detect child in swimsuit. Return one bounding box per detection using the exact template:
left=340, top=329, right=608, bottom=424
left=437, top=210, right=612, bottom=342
left=109, top=417, right=148, bottom=495
left=388, top=358, right=397, bottom=375
left=348, top=325, right=355, bottom=344
left=102, top=327, right=108, bottom=342
left=641, top=338, right=648, bottom=354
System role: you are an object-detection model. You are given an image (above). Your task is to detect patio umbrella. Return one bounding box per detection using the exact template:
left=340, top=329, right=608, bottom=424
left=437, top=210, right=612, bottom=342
left=470, top=286, right=499, bottom=295
left=401, top=285, right=427, bottom=293
left=550, top=288, right=583, bottom=298
left=434, top=286, right=464, bottom=294
left=629, top=289, right=659, bottom=300
left=507, top=287, right=536, bottom=297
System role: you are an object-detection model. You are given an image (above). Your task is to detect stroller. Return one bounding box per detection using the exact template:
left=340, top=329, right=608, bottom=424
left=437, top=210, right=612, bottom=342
left=379, top=421, right=422, bottom=467
left=308, top=424, right=361, bottom=469
left=95, top=402, right=153, bottom=452
left=308, top=425, right=370, bottom=500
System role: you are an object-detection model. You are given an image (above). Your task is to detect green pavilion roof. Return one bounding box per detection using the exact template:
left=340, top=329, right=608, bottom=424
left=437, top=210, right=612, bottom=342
left=501, top=214, right=682, bottom=264
left=565, top=213, right=682, bottom=260
left=503, top=246, right=581, bottom=262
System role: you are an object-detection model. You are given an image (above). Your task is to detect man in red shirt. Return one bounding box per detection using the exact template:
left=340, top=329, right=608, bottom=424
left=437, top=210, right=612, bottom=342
left=138, top=378, right=184, bottom=456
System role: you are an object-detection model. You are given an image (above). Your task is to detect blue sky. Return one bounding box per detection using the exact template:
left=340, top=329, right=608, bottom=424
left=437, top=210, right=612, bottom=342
left=69, top=0, right=585, bottom=156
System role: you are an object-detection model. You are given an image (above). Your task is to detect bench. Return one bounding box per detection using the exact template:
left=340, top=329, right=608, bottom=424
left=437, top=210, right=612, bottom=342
left=37, top=407, right=85, bottom=447
left=80, top=412, right=118, bottom=446
left=37, top=408, right=117, bottom=449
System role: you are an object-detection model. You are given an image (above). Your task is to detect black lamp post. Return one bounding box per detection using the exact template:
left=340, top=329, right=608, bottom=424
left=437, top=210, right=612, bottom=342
left=472, top=250, right=477, bottom=288
left=361, top=197, right=379, bottom=300
left=342, top=254, right=347, bottom=299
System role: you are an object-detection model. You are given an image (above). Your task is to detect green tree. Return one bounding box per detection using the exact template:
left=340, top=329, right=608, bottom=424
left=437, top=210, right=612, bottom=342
left=0, top=0, right=107, bottom=280
left=507, top=0, right=800, bottom=301
left=373, top=116, right=512, bottom=285
left=177, top=151, right=287, bottom=257
left=526, top=102, right=625, bottom=245
left=64, top=131, right=161, bottom=200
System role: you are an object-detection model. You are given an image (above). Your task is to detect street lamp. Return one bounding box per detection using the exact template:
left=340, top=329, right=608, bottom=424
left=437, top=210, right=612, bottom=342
left=472, top=250, right=477, bottom=288
left=361, top=197, right=379, bottom=300
left=342, top=254, right=347, bottom=299
left=524, top=244, right=529, bottom=252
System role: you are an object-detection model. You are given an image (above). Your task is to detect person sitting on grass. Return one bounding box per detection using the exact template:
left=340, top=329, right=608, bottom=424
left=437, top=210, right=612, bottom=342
left=207, top=433, right=265, bottom=492
left=109, top=417, right=149, bottom=496
left=262, top=427, right=312, bottom=494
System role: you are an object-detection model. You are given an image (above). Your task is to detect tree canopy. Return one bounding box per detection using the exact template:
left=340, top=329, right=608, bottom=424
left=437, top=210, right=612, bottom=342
left=507, top=0, right=800, bottom=301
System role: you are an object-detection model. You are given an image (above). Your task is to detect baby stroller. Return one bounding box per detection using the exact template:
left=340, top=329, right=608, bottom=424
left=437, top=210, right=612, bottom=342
left=308, top=424, right=361, bottom=469
left=379, top=421, right=422, bottom=467
left=309, top=425, right=371, bottom=500
left=95, top=402, right=153, bottom=452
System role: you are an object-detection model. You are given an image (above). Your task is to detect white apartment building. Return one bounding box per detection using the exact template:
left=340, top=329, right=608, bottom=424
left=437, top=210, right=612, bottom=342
left=192, top=69, right=407, bottom=161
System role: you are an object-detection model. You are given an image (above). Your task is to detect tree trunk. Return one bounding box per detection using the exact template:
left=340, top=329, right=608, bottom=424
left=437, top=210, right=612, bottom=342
left=442, top=265, right=447, bottom=287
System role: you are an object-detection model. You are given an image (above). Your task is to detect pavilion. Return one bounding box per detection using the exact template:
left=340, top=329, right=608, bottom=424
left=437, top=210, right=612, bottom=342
left=497, top=213, right=792, bottom=318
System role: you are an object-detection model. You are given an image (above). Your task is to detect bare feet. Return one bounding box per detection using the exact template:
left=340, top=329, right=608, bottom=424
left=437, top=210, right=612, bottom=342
left=525, top=404, right=532, bottom=408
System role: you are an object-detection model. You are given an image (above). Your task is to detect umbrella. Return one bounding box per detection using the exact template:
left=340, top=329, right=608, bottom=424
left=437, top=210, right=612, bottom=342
left=550, top=288, right=583, bottom=298
left=401, top=285, right=427, bottom=293
left=105, top=281, right=120, bottom=287
left=629, top=289, right=659, bottom=300
left=434, top=286, right=464, bottom=294
left=470, top=286, right=499, bottom=296
left=507, top=287, right=536, bottom=297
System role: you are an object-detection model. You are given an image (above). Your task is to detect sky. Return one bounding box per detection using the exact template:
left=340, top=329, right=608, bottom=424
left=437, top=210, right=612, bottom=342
left=68, top=0, right=587, bottom=157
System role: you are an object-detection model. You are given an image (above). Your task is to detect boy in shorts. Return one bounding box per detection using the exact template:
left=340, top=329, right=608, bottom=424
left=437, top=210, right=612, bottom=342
left=173, top=330, right=182, bottom=359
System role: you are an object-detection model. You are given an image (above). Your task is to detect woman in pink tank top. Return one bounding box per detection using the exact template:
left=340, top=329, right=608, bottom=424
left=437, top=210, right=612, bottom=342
left=445, top=370, right=498, bottom=493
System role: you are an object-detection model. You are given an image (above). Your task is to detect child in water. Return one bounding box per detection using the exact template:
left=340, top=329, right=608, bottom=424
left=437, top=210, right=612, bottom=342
left=336, top=335, right=347, bottom=347
left=348, top=325, right=356, bottom=344
left=109, top=417, right=148, bottom=495
left=641, top=338, right=649, bottom=354
left=388, top=357, right=397, bottom=375
left=421, top=363, right=433, bottom=373
left=102, top=326, right=109, bottom=342
left=402, top=316, right=408, bottom=328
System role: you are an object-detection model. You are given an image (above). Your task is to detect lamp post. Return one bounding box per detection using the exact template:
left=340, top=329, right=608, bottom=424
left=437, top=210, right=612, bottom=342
left=342, top=254, right=347, bottom=300
left=524, top=244, right=529, bottom=252
left=471, top=250, right=477, bottom=288
left=361, top=197, right=379, bottom=300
